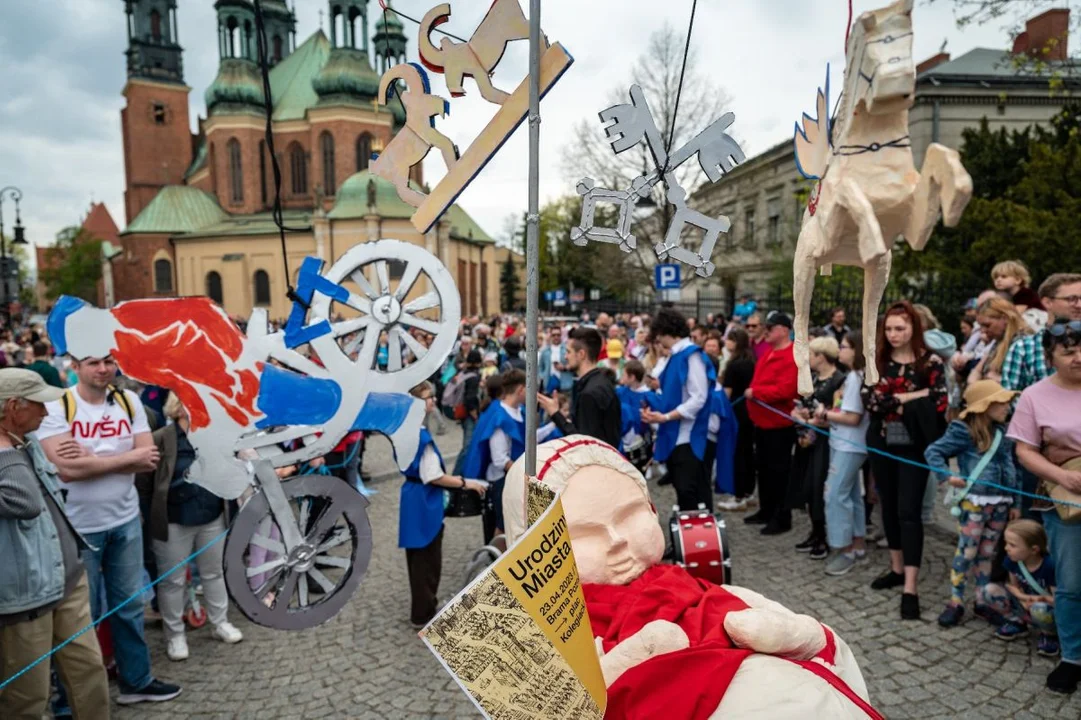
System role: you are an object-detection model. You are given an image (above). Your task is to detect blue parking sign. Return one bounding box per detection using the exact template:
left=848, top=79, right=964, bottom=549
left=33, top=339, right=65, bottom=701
left=654, top=264, right=680, bottom=290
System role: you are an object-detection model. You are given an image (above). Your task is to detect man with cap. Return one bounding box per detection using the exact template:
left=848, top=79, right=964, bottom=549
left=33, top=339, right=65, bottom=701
left=744, top=311, right=800, bottom=535
left=537, top=327, right=621, bottom=450
left=0, top=369, right=111, bottom=718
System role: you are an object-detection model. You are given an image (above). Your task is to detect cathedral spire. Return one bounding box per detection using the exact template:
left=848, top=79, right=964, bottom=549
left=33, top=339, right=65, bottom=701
left=124, top=0, right=184, bottom=83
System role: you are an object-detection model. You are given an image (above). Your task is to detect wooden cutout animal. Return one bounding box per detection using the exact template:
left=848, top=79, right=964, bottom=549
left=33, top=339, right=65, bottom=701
left=372, top=63, right=460, bottom=208
left=418, top=0, right=536, bottom=106
left=791, top=0, right=973, bottom=396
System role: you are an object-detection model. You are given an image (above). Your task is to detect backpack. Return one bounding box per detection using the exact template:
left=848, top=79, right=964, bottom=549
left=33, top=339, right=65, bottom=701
left=61, top=385, right=136, bottom=425
left=441, top=372, right=477, bottom=420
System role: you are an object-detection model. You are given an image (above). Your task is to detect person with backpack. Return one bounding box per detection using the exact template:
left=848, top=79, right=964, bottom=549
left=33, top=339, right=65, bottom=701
left=37, top=356, right=181, bottom=706
left=447, top=349, right=482, bottom=477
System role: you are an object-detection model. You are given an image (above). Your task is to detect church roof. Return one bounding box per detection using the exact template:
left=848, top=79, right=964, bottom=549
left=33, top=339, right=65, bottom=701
left=123, top=186, right=228, bottom=235
left=81, top=202, right=120, bottom=244
left=177, top=209, right=312, bottom=239
left=268, top=30, right=332, bottom=120
left=329, top=171, right=493, bottom=243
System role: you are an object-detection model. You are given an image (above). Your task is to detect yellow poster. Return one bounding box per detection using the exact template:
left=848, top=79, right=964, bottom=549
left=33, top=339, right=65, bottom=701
left=420, top=482, right=606, bottom=719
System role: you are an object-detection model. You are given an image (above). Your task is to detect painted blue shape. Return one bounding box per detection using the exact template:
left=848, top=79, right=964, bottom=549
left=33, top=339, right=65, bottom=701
left=283, top=256, right=350, bottom=348
left=793, top=64, right=831, bottom=181
left=47, top=295, right=89, bottom=357
left=255, top=364, right=342, bottom=429
left=351, top=392, right=414, bottom=436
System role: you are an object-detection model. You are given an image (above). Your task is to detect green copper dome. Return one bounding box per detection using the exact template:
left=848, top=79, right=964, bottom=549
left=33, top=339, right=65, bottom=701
left=312, top=47, right=381, bottom=102
left=205, top=58, right=264, bottom=113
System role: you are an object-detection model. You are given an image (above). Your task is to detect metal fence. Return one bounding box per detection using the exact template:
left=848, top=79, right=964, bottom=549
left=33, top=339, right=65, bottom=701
left=581, top=280, right=983, bottom=335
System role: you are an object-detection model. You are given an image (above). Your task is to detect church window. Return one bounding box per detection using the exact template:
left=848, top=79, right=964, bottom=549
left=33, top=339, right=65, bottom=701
left=253, top=270, right=271, bottom=306
left=228, top=138, right=243, bottom=204
left=153, top=258, right=173, bottom=293
left=153, top=103, right=167, bottom=125
left=321, top=132, right=336, bottom=196
left=273, top=35, right=284, bottom=63
left=356, top=133, right=372, bottom=172
left=289, top=143, right=308, bottom=195
left=206, top=271, right=223, bottom=304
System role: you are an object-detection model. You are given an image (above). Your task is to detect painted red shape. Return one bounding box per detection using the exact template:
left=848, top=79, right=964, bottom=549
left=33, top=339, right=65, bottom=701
left=112, top=298, right=245, bottom=361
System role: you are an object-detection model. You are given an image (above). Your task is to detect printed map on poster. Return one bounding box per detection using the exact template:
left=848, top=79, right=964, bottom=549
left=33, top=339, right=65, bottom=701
left=420, top=483, right=606, bottom=719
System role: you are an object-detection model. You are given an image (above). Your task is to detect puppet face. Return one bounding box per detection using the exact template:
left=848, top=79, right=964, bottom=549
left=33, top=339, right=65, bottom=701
left=562, top=466, right=664, bottom=585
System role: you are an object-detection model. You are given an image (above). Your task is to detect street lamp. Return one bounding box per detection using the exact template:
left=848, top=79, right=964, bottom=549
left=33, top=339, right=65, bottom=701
left=0, top=186, right=28, bottom=325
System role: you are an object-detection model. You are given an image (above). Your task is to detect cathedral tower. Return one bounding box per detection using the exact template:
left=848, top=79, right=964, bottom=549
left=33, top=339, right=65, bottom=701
left=120, top=0, right=194, bottom=224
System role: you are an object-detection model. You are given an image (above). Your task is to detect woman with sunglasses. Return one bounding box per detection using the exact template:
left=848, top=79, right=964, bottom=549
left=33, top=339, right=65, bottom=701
left=1007, top=318, right=1081, bottom=695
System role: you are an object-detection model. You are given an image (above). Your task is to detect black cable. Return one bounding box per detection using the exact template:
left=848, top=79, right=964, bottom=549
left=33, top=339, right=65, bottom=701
left=252, top=0, right=310, bottom=305
left=664, top=0, right=698, bottom=172
left=377, top=0, right=468, bottom=43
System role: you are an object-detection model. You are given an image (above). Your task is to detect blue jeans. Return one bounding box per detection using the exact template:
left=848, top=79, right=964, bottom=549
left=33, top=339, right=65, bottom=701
left=81, top=515, right=154, bottom=693
left=825, top=450, right=867, bottom=549
left=1045, top=511, right=1081, bottom=663
left=452, top=416, right=476, bottom=477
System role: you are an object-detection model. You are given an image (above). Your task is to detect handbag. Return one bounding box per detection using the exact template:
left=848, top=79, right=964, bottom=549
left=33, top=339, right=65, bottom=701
left=1047, top=456, right=1081, bottom=523
left=943, top=430, right=1003, bottom=518
left=884, top=420, right=913, bottom=447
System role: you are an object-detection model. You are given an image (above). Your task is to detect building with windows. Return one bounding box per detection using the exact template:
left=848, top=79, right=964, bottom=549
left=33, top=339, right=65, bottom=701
left=690, top=8, right=1079, bottom=306
left=111, top=0, right=498, bottom=320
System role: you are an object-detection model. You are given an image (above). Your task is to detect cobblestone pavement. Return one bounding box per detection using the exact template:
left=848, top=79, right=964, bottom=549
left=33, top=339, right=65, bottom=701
left=109, top=427, right=1081, bottom=719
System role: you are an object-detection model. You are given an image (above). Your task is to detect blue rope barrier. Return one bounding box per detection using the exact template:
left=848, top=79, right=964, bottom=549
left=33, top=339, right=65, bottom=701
left=0, top=528, right=230, bottom=692
left=746, top=397, right=1081, bottom=509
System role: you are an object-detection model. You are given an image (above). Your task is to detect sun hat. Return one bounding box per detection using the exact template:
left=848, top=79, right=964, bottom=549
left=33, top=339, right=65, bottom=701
left=0, top=368, right=66, bottom=404
left=960, top=380, right=1019, bottom=419
left=606, top=338, right=624, bottom=359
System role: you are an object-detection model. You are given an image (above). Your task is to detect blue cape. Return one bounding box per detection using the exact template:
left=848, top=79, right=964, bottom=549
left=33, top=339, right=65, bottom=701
left=462, top=402, right=524, bottom=479
left=399, top=428, right=446, bottom=549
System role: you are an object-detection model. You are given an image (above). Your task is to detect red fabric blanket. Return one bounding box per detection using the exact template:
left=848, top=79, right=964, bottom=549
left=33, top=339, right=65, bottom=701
left=582, top=564, right=882, bottom=720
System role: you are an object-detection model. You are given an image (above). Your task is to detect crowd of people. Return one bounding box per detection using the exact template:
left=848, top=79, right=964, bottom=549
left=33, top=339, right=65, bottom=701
left=1, top=260, right=1079, bottom=717
left=434, top=261, right=1081, bottom=697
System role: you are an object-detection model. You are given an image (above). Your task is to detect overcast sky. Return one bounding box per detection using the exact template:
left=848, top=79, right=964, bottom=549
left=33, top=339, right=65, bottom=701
left=0, top=0, right=1015, bottom=263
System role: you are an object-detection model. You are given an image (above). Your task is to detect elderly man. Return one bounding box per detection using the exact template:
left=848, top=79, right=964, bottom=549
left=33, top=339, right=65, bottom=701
left=0, top=369, right=110, bottom=719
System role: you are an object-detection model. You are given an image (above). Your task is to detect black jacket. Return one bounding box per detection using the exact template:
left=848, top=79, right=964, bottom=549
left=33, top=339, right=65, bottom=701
left=550, top=367, right=622, bottom=449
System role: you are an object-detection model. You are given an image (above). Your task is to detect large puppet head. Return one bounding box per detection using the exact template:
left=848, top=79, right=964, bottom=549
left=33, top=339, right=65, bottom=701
left=503, top=436, right=664, bottom=585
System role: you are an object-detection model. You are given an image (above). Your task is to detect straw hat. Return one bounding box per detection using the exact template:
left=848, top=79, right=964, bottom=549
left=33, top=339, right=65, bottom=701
left=960, top=380, right=1018, bottom=419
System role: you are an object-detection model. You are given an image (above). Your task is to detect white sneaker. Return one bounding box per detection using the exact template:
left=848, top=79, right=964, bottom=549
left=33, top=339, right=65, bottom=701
left=166, top=634, right=189, bottom=661
left=213, top=622, right=243, bottom=644
left=717, top=496, right=748, bottom=512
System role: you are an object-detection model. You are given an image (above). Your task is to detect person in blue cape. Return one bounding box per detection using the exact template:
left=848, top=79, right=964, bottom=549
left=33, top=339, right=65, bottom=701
left=399, top=382, right=487, bottom=628
left=463, top=370, right=528, bottom=544
left=640, top=307, right=717, bottom=511
left=616, top=359, right=656, bottom=471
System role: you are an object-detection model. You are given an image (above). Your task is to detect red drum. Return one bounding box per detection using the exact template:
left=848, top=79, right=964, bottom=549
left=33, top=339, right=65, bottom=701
left=668, top=506, right=732, bottom=585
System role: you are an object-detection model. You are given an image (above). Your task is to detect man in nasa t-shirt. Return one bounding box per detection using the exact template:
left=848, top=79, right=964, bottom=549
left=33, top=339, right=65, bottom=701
left=37, top=356, right=181, bottom=705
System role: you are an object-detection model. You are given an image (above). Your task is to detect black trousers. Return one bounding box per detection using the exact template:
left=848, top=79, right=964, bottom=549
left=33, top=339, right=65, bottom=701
left=793, top=440, right=830, bottom=540
left=405, top=525, right=444, bottom=625
left=755, top=426, right=796, bottom=527
left=870, top=448, right=928, bottom=568
left=668, top=444, right=712, bottom=511
left=733, top=407, right=756, bottom=500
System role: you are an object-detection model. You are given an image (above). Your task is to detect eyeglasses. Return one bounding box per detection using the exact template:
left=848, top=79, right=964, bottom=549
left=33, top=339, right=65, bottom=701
left=1052, top=295, right=1081, bottom=305
left=745, top=323, right=760, bottom=329
left=1048, top=320, right=1081, bottom=337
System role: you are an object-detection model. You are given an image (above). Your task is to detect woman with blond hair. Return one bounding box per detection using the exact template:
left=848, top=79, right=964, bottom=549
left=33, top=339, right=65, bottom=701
left=139, top=392, right=243, bottom=662
left=968, top=296, right=1031, bottom=386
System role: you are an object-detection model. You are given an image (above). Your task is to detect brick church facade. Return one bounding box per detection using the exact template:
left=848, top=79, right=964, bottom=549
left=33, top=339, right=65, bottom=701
left=108, top=0, right=500, bottom=319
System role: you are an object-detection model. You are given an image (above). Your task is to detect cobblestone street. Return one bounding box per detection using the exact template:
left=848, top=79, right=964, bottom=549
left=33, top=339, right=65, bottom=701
left=112, top=426, right=1081, bottom=719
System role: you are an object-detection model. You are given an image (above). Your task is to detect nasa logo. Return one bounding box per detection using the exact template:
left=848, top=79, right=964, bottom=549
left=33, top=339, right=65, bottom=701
left=72, top=417, right=133, bottom=440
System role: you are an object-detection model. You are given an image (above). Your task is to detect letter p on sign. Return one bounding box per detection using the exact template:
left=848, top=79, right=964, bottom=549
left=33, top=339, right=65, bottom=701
left=654, top=264, right=680, bottom=290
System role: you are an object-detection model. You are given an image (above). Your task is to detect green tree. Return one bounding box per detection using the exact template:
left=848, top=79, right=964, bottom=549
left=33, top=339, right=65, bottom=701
left=893, top=107, right=1081, bottom=288
left=499, top=250, right=521, bottom=312
left=40, top=226, right=102, bottom=303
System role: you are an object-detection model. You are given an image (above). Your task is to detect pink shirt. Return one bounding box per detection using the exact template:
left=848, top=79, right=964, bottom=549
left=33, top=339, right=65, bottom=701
left=1007, top=377, right=1081, bottom=465
left=751, top=338, right=771, bottom=361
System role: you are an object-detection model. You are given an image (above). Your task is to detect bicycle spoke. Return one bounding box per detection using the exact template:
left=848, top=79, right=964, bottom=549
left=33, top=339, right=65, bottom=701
left=298, top=573, right=309, bottom=607
left=253, top=566, right=286, bottom=599
left=342, top=294, right=372, bottom=316
left=246, top=557, right=286, bottom=578
left=317, top=528, right=351, bottom=553
left=297, top=498, right=310, bottom=535
left=403, top=291, right=439, bottom=313
left=394, top=261, right=421, bottom=301
left=375, top=261, right=390, bottom=295
left=315, top=554, right=351, bottom=569
left=399, top=329, right=427, bottom=362
left=332, top=316, right=370, bottom=338
left=350, top=270, right=378, bottom=299
left=308, top=567, right=337, bottom=594
left=249, top=533, right=285, bottom=556
left=387, top=326, right=403, bottom=371
left=399, top=313, right=440, bottom=334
